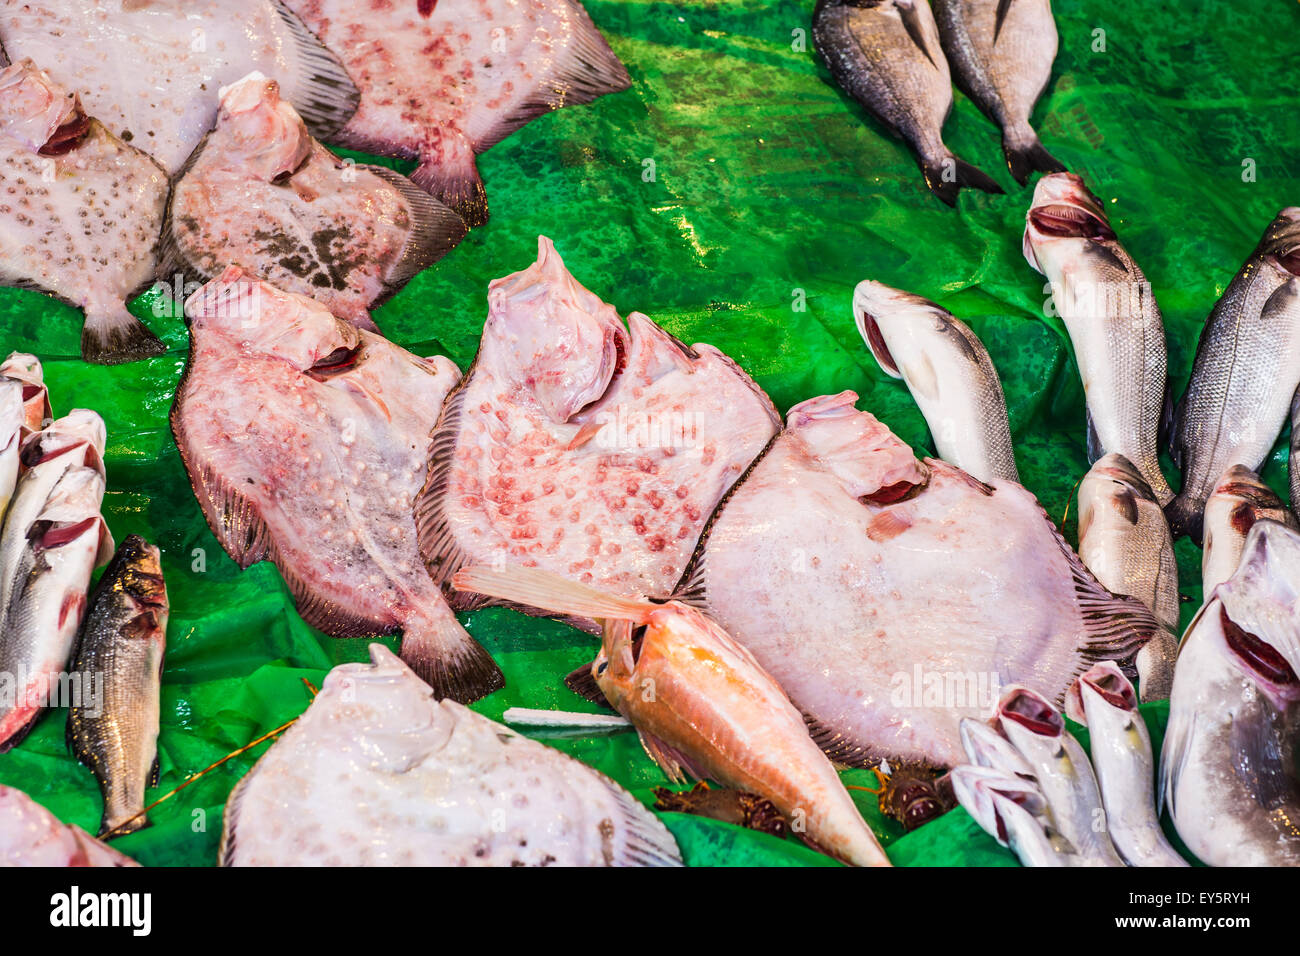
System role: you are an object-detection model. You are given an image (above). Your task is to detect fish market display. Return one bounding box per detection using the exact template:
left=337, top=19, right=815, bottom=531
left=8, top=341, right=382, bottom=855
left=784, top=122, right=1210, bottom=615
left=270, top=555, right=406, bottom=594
left=853, top=279, right=1018, bottom=483
left=0, top=60, right=168, bottom=364
left=0, top=0, right=360, bottom=176
left=932, top=0, right=1065, bottom=184
left=1024, top=173, right=1173, bottom=504
left=674, top=390, right=1160, bottom=769
left=0, top=409, right=112, bottom=750
left=284, top=0, right=631, bottom=226
left=172, top=268, right=501, bottom=701
left=1064, top=662, right=1186, bottom=867
left=166, top=72, right=466, bottom=332
left=813, top=0, right=1002, bottom=205
left=67, top=535, right=168, bottom=837
left=0, top=785, right=136, bottom=866
left=220, top=643, right=682, bottom=867
left=1168, top=208, right=1300, bottom=542
left=454, top=565, right=891, bottom=867
left=1201, top=465, right=1298, bottom=601
left=1161, top=520, right=1300, bottom=866
left=416, top=238, right=780, bottom=623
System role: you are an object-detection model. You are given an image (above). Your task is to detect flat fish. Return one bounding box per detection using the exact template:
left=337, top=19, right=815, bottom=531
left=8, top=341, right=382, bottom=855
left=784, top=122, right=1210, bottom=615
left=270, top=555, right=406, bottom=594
left=932, top=0, right=1065, bottom=184
left=284, top=0, right=631, bottom=226
left=220, top=643, right=682, bottom=866
left=416, top=237, right=780, bottom=626
left=853, top=279, right=1018, bottom=483
left=171, top=267, right=502, bottom=702
left=1201, top=465, right=1297, bottom=603
left=1168, top=208, right=1300, bottom=542
left=813, top=0, right=1002, bottom=205
left=1024, top=173, right=1173, bottom=504
left=673, top=390, right=1160, bottom=769
left=0, top=0, right=359, bottom=175
left=0, top=785, right=136, bottom=866
left=67, top=535, right=168, bottom=838
left=453, top=565, right=891, bottom=867
left=165, top=71, right=466, bottom=332
left=0, top=60, right=168, bottom=364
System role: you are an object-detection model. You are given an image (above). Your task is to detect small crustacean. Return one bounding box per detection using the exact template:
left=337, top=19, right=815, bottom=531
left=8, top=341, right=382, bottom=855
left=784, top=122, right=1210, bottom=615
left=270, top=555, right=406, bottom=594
left=653, top=783, right=788, bottom=839
left=864, top=764, right=956, bottom=832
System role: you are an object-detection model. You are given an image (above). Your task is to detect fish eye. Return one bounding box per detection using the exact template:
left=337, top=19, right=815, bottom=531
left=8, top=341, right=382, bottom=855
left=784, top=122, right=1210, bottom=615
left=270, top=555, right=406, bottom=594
left=596, top=660, right=608, bottom=676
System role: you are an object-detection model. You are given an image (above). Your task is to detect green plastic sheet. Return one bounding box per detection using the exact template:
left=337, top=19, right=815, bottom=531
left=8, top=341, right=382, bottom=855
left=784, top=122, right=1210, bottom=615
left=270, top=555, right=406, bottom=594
left=1, top=0, right=1296, bottom=867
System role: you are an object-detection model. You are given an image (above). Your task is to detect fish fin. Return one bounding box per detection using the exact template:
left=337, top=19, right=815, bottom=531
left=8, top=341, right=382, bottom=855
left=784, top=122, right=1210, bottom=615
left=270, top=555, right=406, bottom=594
left=169, top=428, right=274, bottom=571
left=895, top=0, right=938, bottom=69
left=414, top=356, right=477, bottom=587
left=398, top=608, right=504, bottom=704
left=365, top=165, right=468, bottom=296
left=269, top=0, right=361, bottom=140
left=411, top=149, right=488, bottom=228
left=636, top=729, right=708, bottom=785
left=82, top=307, right=166, bottom=365
left=100, top=809, right=149, bottom=839
left=1084, top=407, right=1103, bottom=464
left=1003, top=132, right=1066, bottom=187
left=218, top=765, right=255, bottom=866
left=803, top=713, right=884, bottom=770
left=157, top=131, right=217, bottom=290
left=1164, top=493, right=1204, bottom=544
left=993, top=0, right=1015, bottom=40
left=452, top=564, right=656, bottom=624
left=564, top=660, right=617, bottom=709
left=271, top=554, right=403, bottom=638
left=922, top=155, right=1004, bottom=207
left=1157, top=709, right=1195, bottom=817
left=592, top=769, right=684, bottom=866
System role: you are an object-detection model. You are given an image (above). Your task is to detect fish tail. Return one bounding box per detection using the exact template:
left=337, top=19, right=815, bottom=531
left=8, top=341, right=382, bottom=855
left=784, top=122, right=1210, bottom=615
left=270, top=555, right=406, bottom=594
left=411, top=148, right=488, bottom=228
left=921, top=153, right=1004, bottom=206
left=1002, top=128, right=1066, bottom=186
left=1164, top=493, right=1204, bottom=544
left=399, top=606, right=503, bottom=704
left=100, top=806, right=149, bottom=839
left=82, top=306, right=166, bottom=366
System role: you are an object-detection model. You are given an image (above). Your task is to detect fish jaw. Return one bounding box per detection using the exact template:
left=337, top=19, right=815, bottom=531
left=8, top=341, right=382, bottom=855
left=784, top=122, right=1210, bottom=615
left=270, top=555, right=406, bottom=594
left=0, top=58, right=82, bottom=153
left=1022, top=171, right=1115, bottom=272
left=212, top=71, right=312, bottom=181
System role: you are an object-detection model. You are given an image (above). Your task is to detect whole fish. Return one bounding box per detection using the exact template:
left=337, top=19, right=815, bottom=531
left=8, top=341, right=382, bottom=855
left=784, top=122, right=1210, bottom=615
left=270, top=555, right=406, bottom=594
left=932, top=0, right=1065, bottom=184
left=813, top=0, right=1002, bottom=205
left=0, top=0, right=359, bottom=175
left=1160, top=520, right=1300, bottom=866
left=0, top=785, right=136, bottom=866
left=1063, top=662, right=1186, bottom=867
left=853, top=279, right=1018, bottom=483
left=995, top=685, right=1124, bottom=866
left=220, top=643, right=682, bottom=867
left=166, top=72, right=466, bottom=332
left=951, top=764, right=1073, bottom=866
left=453, top=565, right=891, bottom=867
left=67, top=535, right=168, bottom=838
left=172, top=268, right=502, bottom=702
left=0, top=60, right=168, bottom=364
left=284, top=0, right=630, bottom=225
left=1168, top=208, right=1300, bottom=542
left=0, top=413, right=113, bottom=750
left=1201, top=465, right=1297, bottom=601
left=673, top=390, right=1161, bottom=769
left=416, top=237, right=780, bottom=625
left=1024, top=173, right=1173, bottom=504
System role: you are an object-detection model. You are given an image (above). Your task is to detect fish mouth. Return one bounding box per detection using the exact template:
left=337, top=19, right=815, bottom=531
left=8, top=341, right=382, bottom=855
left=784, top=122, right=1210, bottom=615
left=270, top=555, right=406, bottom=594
left=1023, top=173, right=1114, bottom=267
left=858, top=309, right=899, bottom=378
left=1221, top=605, right=1300, bottom=691
left=997, top=687, right=1063, bottom=737
left=37, top=109, right=90, bottom=156
left=1079, top=662, right=1137, bottom=712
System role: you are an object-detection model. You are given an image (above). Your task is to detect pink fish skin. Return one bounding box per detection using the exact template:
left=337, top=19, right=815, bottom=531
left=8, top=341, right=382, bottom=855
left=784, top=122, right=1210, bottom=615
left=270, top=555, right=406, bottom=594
left=0, top=785, right=136, bottom=866
left=285, top=0, right=631, bottom=225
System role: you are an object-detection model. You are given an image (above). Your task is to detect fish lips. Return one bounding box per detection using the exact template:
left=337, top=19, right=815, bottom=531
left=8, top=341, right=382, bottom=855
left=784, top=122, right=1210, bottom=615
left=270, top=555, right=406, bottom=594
left=1023, top=172, right=1115, bottom=270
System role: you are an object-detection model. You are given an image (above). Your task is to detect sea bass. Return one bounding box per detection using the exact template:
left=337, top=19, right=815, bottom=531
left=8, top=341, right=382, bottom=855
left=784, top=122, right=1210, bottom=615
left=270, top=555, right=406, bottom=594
left=1201, top=465, right=1297, bottom=602
left=67, top=535, right=168, bottom=838
left=284, top=0, right=630, bottom=226
left=673, top=391, right=1160, bottom=769
left=453, top=565, right=891, bottom=867
left=166, top=72, right=465, bottom=332
left=172, top=268, right=500, bottom=701
left=0, top=411, right=113, bottom=750
left=932, top=0, right=1065, bottom=184
left=0, top=59, right=167, bottom=364
left=1168, top=209, right=1300, bottom=542
left=951, top=765, right=1073, bottom=866
left=0, top=785, right=136, bottom=866
left=416, top=237, right=780, bottom=625
left=1160, top=520, right=1300, bottom=866
left=1025, top=173, right=1173, bottom=504
left=853, top=279, right=1018, bottom=483
left=0, top=0, right=359, bottom=175
left=220, top=643, right=682, bottom=866
left=813, top=0, right=1002, bottom=205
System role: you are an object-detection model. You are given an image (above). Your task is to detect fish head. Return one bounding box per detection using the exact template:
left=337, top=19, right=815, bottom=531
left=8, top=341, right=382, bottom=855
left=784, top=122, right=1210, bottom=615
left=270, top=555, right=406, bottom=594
left=1077, top=452, right=1155, bottom=540
left=214, top=71, right=312, bottom=182
left=1, top=352, right=50, bottom=432
left=950, top=765, right=1047, bottom=845
left=1023, top=172, right=1116, bottom=272
left=30, top=465, right=114, bottom=566
left=21, top=409, right=107, bottom=476
left=994, top=684, right=1068, bottom=760
left=958, top=717, right=1036, bottom=779
left=1261, top=207, right=1300, bottom=278
left=1064, top=660, right=1138, bottom=727
left=0, top=58, right=83, bottom=154
left=851, top=280, right=952, bottom=381
left=482, top=237, right=628, bottom=424
left=784, top=392, right=927, bottom=503
left=114, top=535, right=170, bottom=641
left=1203, top=466, right=1288, bottom=559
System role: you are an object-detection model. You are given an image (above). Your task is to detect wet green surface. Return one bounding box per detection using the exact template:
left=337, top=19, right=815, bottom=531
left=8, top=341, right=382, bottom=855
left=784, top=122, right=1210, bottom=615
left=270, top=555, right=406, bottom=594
left=0, top=0, right=1296, bottom=866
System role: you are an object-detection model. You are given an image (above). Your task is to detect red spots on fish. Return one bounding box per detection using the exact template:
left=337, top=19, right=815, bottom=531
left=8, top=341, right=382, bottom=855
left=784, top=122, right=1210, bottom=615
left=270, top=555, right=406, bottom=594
left=866, top=511, right=912, bottom=542
left=58, top=591, right=87, bottom=630
left=632, top=515, right=647, bottom=535
left=647, top=536, right=666, bottom=552
left=700, top=446, right=716, bottom=466
left=675, top=485, right=689, bottom=499
left=417, top=0, right=437, bottom=17
left=625, top=481, right=639, bottom=497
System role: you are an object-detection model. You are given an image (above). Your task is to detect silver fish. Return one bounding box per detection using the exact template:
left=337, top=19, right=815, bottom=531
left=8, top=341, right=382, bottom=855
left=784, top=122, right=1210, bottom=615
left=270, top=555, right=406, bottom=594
left=1064, top=662, right=1186, bottom=866
left=0, top=352, right=50, bottom=434
left=1024, top=173, right=1173, bottom=504
left=1202, top=465, right=1297, bottom=602
left=1168, top=209, right=1300, bottom=542
left=853, top=279, right=1018, bottom=483
left=1160, top=519, right=1300, bottom=866
left=951, top=764, right=1073, bottom=866
left=0, top=785, right=136, bottom=866
left=67, top=535, right=168, bottom=838
left=959, top=716, right=1036, bottom=779
left=0, top=60, right=168, bottom=364
left=220, top=643, right=682, bottom=867
left=1292, top=385, right=1300, bottom=519
left=932, top=0, right=1065, bottom=184
left=813, top=0, right=1002, bottom=205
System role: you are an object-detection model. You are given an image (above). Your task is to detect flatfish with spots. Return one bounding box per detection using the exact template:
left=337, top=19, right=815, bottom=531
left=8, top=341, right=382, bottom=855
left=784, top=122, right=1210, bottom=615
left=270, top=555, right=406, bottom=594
left=171, top=267, right=502, bottom=702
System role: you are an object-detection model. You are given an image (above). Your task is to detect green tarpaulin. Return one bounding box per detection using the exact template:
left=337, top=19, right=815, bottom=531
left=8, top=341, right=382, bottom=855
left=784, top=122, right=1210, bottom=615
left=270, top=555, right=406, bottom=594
left=1, top=0, right=1295, bottom=866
